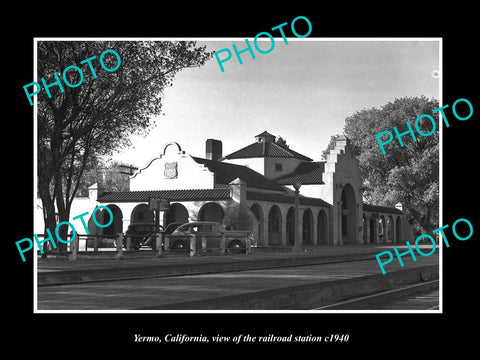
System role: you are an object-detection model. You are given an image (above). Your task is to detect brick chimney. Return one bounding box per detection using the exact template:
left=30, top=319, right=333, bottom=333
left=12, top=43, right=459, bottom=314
left=206, top=139, right=222, bottom=161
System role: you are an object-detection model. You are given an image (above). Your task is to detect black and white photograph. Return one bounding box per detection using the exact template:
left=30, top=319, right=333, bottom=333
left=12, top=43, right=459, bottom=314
left=32, top=38, right=441, bottom=312
left=7, top=6, right=478, bottom=354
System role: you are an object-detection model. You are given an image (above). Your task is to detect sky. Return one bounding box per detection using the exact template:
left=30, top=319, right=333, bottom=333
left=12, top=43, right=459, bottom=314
left=110, top=38, right=440, bottom=168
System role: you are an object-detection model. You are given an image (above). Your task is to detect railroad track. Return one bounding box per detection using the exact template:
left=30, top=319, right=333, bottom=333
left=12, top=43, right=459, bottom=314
left=313, top=279, right=439, bottom=310
left=37, top=256, right=439, bottom=310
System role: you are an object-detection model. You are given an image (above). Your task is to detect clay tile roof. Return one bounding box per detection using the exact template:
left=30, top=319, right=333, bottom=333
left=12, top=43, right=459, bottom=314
left=192, top=156, right=286, bottom=192
left=97, top=188, right=232, bottom=203
left=247, top=190, right=331, bottom=208
left=222, top=141, right=313, bottom=161
left=274, top=162, right=325, bottom=185
left=363, top=204, right=403, bottom=214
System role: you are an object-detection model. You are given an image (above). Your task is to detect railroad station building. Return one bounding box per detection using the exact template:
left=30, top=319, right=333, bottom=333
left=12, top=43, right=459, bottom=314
left=38, top=131, right=413, bottom=246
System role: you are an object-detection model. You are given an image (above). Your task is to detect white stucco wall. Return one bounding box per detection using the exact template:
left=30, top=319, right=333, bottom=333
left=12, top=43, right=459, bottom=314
left=223, top=157, right=304, bottom=180
left=130, top=143, right=215, bottom=191
left=284, top=184, right=325, bottom=199
left=264, top=157, right=303, bottom=179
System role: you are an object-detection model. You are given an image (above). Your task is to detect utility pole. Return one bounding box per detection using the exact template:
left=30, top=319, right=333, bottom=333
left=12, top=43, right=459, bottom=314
left=293, top=182, right=302, bottom=251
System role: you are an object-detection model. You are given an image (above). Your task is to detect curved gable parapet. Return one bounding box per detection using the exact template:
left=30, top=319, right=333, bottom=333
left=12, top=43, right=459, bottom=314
left=130, top=156, right=161, bottom=179
left=162, top=141, right=184, bottom=156
left=130, top=143, right=214, bottom=191
left=130, top=142, right=186, bottom=179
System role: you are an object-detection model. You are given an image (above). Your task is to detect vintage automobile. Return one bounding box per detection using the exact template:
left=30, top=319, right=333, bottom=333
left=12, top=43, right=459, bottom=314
left=124, top=222, right=184, bottom=250
left=167, top=221, right=256, bottom=252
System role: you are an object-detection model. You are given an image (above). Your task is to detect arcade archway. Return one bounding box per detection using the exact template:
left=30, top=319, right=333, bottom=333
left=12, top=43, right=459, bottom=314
left=302, top=208, right=314, bottom=245
left=341, top=183, right=357, bottom=244
left=100, top=204, right=123, bottom=236
left=268, top=205, right=282, bottom=245
left=198, top=202, right=224, bottom=223
left=250, top=203, right=264, bottom=245
left=130, top=203, right=154, bottom=225
left=286, top=207, right=295, bottom=245
left=165, top=203, right=189, bottom=226
left=396, top=216, right=402, bottom=243
left=317, top=209, right=328, bottom=245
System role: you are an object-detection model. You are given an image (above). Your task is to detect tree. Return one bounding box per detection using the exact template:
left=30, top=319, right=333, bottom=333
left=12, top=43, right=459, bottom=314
left=321, top=134, right=342, bottom=160
left=37, top=41, right=213, bottom=250
left=76, top=158, right=131, bottom=197
left=342, top=96, right=439, bottom=236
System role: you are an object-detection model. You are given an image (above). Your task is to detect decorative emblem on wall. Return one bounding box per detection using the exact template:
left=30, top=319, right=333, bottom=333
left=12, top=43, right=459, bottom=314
left=164, top=162, right=178, bottom=179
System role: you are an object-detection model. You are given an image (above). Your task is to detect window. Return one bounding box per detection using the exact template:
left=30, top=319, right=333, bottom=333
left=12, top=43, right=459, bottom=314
left=275, top=163, right=283, bottom=171
left=189, top=225, right=200, bottom=233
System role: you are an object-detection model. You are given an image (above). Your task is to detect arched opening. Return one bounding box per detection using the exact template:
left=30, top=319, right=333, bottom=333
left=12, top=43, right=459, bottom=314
left=100, top=204, right=123, bottom=236
left=131, top=203, right=154, bottom=225
left=317, top=209, right=328, bottom=245
left=388, top=215, right=394, bottom=243
left=363, top=214, right=368, bottom=243
left=369, top=218, right=376, bottom=243
left=379, top=215, right=386, bottom=243
left=268, top=205, right=282, bottom=245
left=86, top=205, right=123, bottom=250
left=302, top=208, right=314, bottom=245
left=341, top=183, right=357, bottom=244
left=165, top=203, right=189, bottom=226
left=286, top=207, right=295, bottom=245
left=198, top=202, right=224, bottom=223
left=250, top=203, right=264, bottom=245
left=396, top=216, right=402, bottom=243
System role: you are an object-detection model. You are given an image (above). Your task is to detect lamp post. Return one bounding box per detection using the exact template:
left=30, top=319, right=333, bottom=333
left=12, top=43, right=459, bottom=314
left=293, top=182, right=301, bottom=251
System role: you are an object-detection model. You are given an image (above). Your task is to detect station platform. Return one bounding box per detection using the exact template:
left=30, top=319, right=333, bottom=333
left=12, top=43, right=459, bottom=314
left=36, top=245, right=440, bottom=310
left=37, top=244, right=440, bottom=286
left=35, top=244, right=440, bottom=311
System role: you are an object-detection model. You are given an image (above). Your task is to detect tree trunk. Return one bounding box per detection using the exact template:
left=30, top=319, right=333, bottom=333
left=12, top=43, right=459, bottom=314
left=54, top=173, right=69, bottom=252
left=37, top=177, right=57, bottom=257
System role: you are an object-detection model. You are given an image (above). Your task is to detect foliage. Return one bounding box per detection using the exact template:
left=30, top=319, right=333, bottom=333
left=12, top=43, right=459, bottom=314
left=321, top=134, right=342, bottom=160
left=37, top=40, right=213, bottom=248
left=342, top=96, right=439, bottom=235
left=223, top=203, right=254, bottom=231
left=76, top=158, right=131, bottom=196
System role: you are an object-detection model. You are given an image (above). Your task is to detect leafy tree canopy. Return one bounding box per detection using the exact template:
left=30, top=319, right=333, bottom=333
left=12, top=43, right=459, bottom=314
left=37, top=40, right=213, bottom=247
left=342, top=96, right=439, bottom=235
